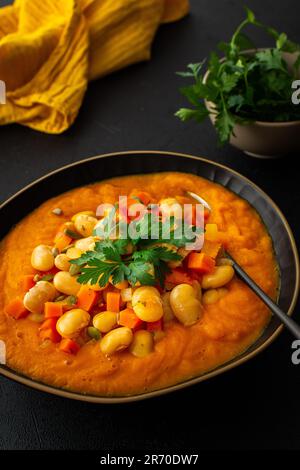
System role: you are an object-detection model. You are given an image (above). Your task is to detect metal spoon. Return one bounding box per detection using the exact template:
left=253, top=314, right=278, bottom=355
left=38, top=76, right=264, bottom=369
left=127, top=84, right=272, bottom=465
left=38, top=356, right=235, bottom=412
left=187, top=191, right=300, bottom=340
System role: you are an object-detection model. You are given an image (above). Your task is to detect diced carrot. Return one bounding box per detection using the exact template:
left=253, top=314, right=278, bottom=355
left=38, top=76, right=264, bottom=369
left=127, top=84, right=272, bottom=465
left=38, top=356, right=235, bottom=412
left=44, top=302, right=63, bottom=319
left=59, top=338, right=80, bottom=355
left=54, top=233, right=72, bottom=252
left=39, top=318, right=57, bottom=331
left=53, top=223, right=73, bottom=251
left=106, top=291, right=121, bottom=313
left=76, top=285, right=99, bottom=312
left=201, top=240, right=221, bottom=259
left=187, top=252, right=215, bottom=274
left=103, top=284, right=116, bottom=303
left=39, top=317, right=61, bottom=343
left=119, top=308, right=143, bottom=329
left=40, top=328, right=61, bottom=343
left=20, top=275, right=36, bottom=293
left=129, top=191, right=151, bottom=206
left=165, top=268, right=193, bottom=286
left=5, top=298, right=29, bottom=319
left=147, top=319, right=163, bottom=332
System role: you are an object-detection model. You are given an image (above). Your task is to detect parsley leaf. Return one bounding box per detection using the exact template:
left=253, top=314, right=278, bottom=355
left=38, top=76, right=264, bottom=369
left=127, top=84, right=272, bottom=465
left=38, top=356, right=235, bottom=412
left=77, top=259, right=118, bottom=287
left=127, top=261, right=156, bottom=286
left=72, top=217, right=189, bottom=288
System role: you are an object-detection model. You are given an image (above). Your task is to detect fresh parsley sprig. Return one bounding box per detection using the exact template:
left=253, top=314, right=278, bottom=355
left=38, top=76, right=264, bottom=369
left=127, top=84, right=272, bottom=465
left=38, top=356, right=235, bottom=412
left=175, top=7, right=300, bottom=144
left=71, top=240, right=182, bottom=288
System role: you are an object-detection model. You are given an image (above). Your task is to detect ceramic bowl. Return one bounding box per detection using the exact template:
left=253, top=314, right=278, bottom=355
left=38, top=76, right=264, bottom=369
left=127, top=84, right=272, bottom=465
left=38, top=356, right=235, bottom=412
left=204, top=51, right=300, bottom=158
left=0, top=151, right=299, bottom=402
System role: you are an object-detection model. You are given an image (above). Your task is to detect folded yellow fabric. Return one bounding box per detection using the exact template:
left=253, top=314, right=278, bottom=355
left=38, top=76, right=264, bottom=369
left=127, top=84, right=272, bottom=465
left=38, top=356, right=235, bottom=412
left=0, top=0, right=189, bottom=133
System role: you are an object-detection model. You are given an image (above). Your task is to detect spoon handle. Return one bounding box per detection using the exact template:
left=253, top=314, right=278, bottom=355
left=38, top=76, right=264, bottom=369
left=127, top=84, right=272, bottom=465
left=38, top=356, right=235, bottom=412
left=227, top=253, right=300, bottom=340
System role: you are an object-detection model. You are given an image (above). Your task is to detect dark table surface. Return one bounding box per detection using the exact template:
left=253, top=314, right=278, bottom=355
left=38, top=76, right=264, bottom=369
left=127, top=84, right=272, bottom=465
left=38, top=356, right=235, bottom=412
left=1, top=0, right=300, bottom=452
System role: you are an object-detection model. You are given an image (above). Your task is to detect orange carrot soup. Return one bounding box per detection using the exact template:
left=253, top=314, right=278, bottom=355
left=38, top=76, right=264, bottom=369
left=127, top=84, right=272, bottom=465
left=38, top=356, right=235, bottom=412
left=0, top=172, right=279, bottom=396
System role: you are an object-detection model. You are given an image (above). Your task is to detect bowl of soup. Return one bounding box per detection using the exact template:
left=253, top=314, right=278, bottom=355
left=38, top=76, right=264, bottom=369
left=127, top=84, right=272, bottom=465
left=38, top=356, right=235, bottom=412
left=0, top=151, right=298, bottom=403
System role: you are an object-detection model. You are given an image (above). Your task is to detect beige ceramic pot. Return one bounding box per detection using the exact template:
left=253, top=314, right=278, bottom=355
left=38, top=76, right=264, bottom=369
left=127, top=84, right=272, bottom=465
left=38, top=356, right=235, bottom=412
left=205, top=51, right=300, bottom=158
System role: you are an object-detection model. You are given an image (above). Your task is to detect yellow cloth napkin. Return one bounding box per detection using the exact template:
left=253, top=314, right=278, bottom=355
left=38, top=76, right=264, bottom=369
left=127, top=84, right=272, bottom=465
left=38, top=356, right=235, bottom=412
left=0, top=0, right=189, bottom=133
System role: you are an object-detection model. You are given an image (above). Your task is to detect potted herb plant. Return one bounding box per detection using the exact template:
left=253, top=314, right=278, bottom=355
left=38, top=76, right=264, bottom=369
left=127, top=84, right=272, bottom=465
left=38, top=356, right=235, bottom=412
left=175, top=7, right=300, bottom=158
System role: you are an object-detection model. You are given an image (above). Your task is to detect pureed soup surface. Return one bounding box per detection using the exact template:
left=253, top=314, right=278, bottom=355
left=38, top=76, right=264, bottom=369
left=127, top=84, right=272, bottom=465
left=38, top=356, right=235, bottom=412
left=0, top=172, right=278, bottom=396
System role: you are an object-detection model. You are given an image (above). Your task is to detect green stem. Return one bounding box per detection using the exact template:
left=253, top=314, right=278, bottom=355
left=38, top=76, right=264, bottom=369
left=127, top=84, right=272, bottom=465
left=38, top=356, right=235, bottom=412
left=230, top=19, right=250, bottom=49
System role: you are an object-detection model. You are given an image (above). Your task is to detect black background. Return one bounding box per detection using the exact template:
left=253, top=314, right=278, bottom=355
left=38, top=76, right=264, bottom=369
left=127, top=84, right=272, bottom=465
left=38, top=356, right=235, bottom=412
left=0, top=0, right=300, bottom=452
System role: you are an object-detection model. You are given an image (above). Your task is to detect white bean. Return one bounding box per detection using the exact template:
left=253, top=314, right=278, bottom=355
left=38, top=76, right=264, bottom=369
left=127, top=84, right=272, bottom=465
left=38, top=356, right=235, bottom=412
left=53, top=271, right=81, bottom=296
left=100, top=327, right=133, bottom=355
left=23, top=281, right=57, bottom=314
left=202, top=266, right=234, bottom=289
left=31, top=245, right=54, bottom=271
left=74, top=214, right=98, bottom=237
left=56, top=309, right=90, bottom=338
left=170, top=283, right=202, bottom=326
left=132, top=286, right=163, bottom=322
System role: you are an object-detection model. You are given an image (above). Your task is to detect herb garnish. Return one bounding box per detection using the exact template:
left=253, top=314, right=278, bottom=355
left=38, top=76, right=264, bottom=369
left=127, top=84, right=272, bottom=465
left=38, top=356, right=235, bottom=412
left=71, top=240, right=181, bottom=288
left=70, top=212, right=197, bottom=288
left=175, top=7, right=300, bottom=144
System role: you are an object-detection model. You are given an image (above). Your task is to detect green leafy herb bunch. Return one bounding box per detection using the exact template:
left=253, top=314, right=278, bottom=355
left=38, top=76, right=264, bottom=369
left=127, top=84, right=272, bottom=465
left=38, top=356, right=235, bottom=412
left=175, top=7, right=300, bottom=144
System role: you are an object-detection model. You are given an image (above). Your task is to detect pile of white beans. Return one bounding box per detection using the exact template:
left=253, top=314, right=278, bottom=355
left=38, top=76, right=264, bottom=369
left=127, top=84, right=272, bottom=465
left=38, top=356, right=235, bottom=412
left=21, top=205, right=235, bottom=357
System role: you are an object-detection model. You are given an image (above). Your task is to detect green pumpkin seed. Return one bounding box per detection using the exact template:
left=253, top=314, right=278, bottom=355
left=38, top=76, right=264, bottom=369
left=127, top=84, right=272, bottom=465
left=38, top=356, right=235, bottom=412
left=40, top=274, right=54, bottom=282
left=66, top=295, right=78, bottom=306
left=69, top=264, right=81, bottom=276
left=64, top=229, right=81, bottom=239
left=87, top=327, right=101, bottom=340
